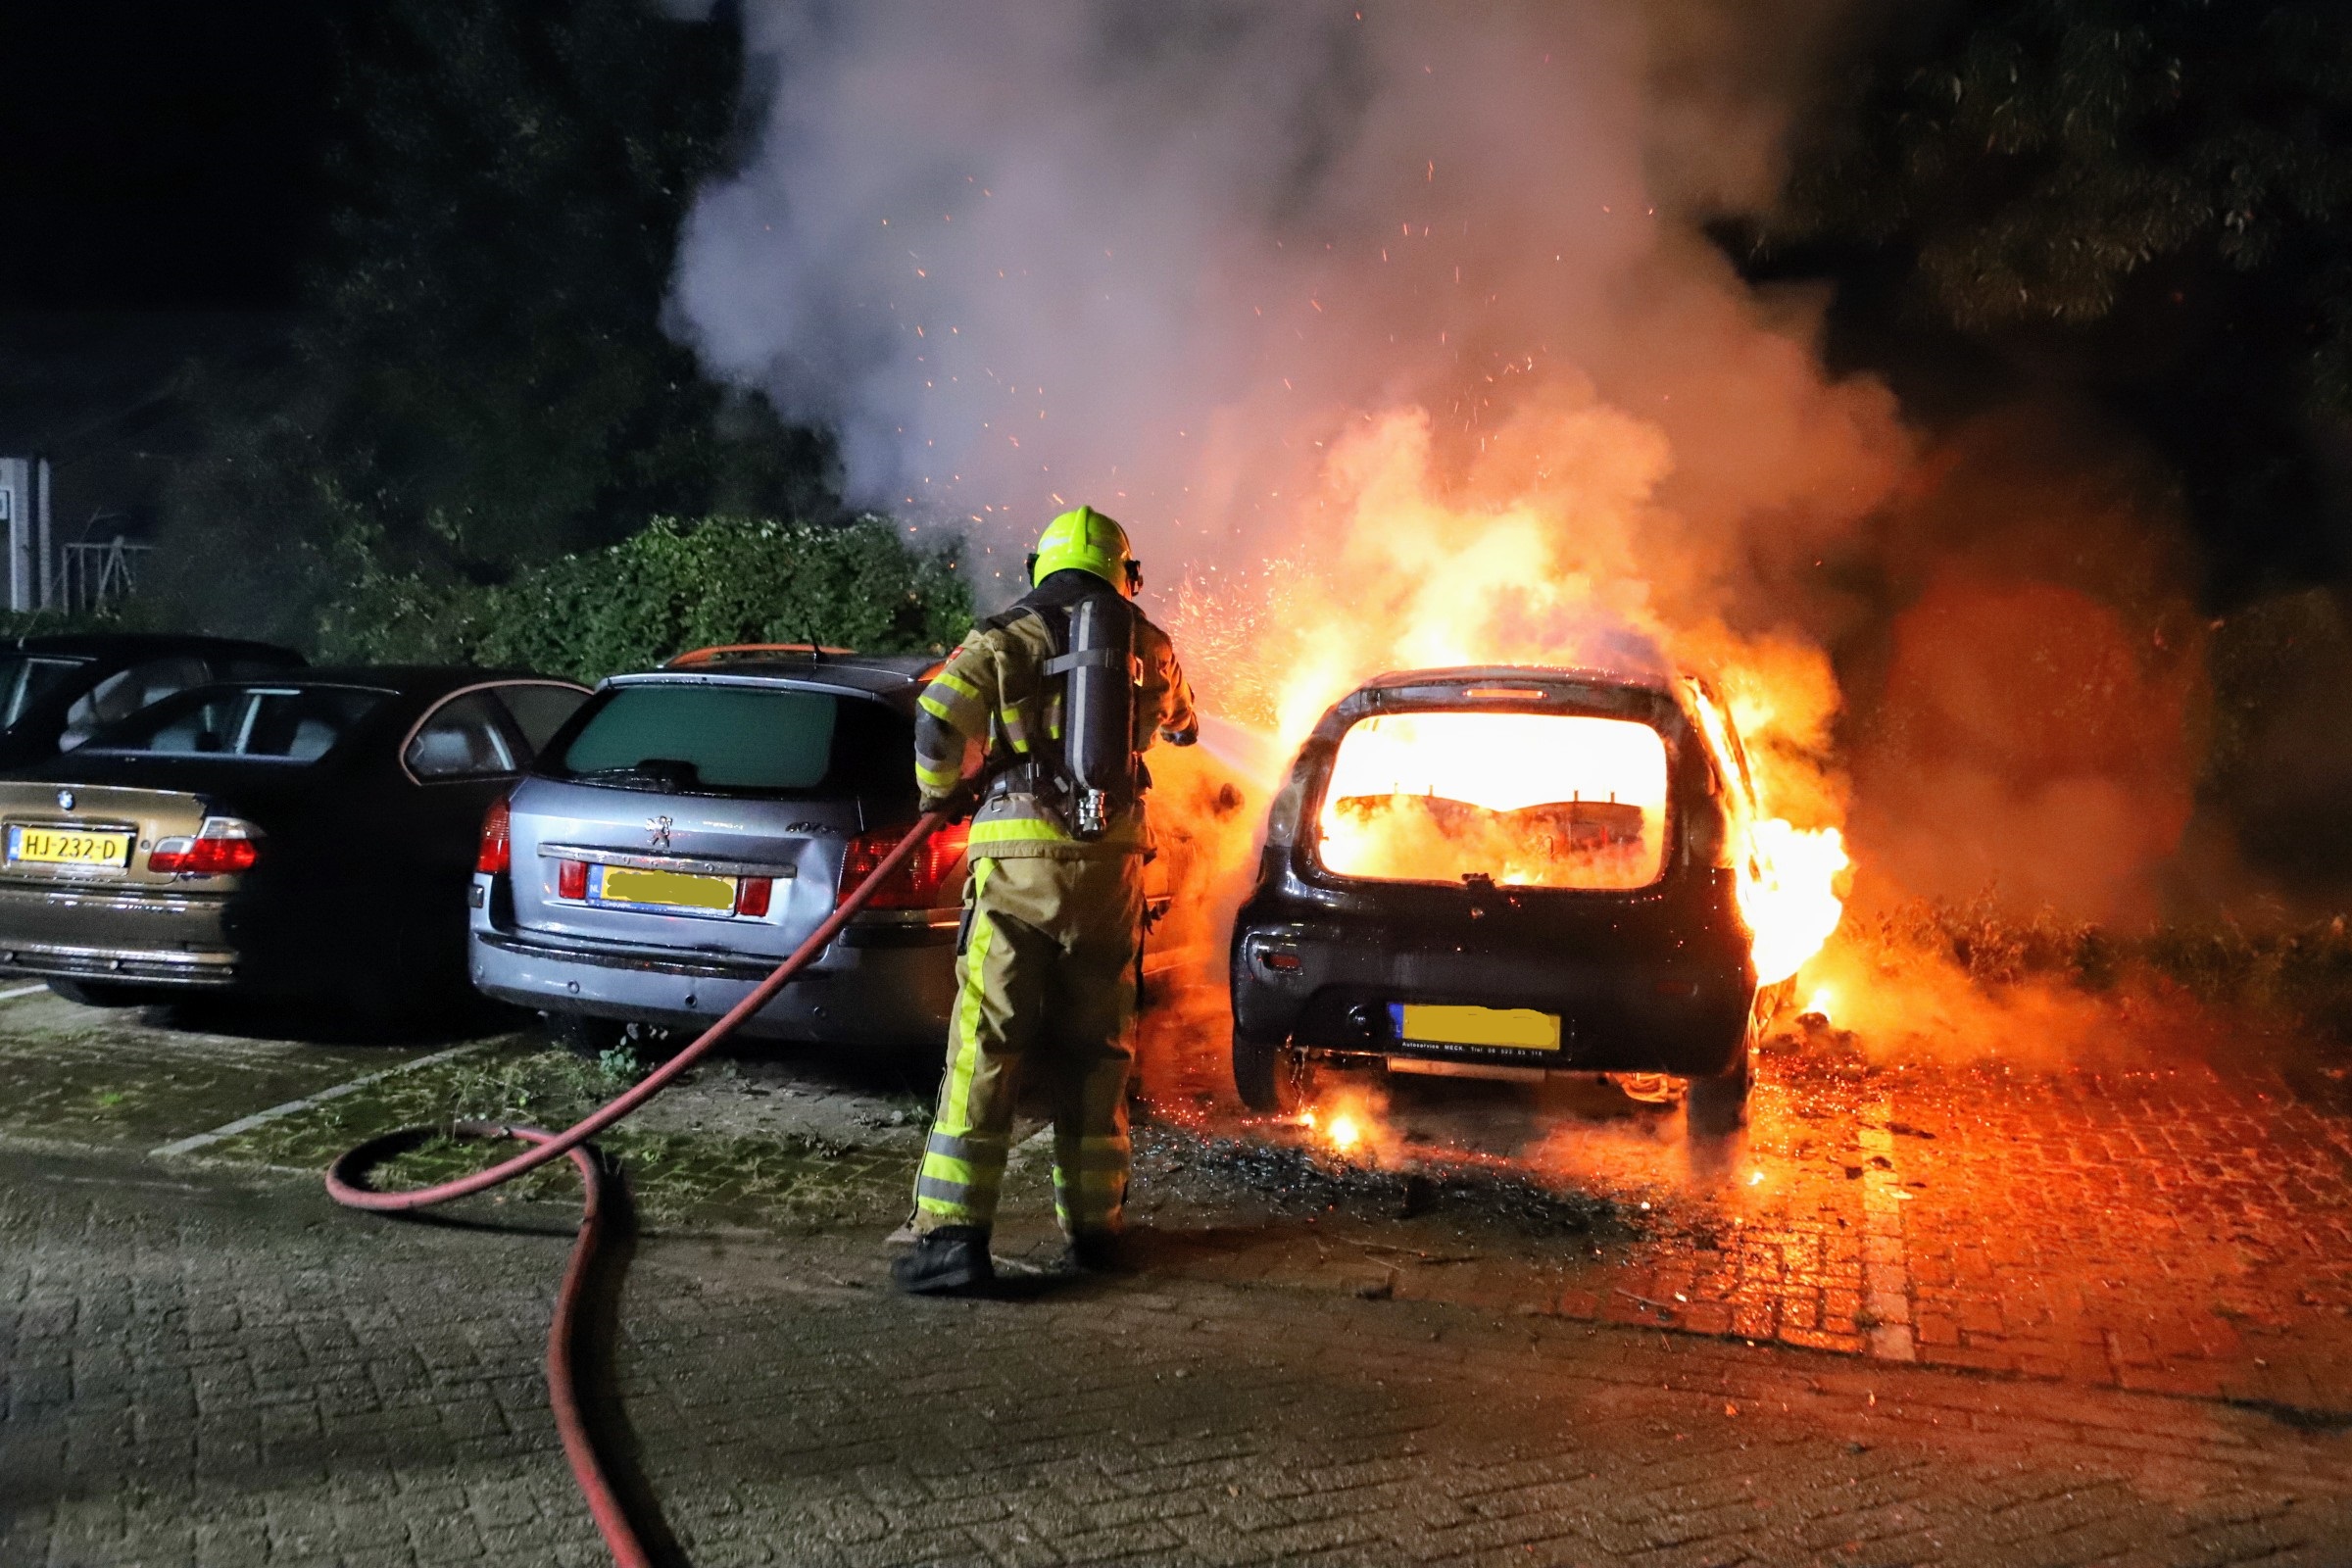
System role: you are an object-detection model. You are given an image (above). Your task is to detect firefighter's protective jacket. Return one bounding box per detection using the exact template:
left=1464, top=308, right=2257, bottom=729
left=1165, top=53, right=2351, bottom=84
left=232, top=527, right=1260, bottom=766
left=913, top=577, right=1197, bottom=858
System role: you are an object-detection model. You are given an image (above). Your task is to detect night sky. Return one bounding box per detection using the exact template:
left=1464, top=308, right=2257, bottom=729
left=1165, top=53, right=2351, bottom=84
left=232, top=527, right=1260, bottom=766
left=0, top=4, right=336, bottom=312
left=1, top=4, right=2341, bottom=605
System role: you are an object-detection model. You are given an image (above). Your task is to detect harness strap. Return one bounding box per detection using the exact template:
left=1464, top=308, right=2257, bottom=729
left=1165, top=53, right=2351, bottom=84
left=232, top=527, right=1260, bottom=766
left=1042, top=648, right=1127, bottom=675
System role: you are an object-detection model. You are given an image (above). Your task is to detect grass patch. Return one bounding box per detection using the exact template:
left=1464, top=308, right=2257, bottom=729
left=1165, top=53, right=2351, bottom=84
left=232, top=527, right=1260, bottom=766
left=203, top=1044, right=914, bottom=1227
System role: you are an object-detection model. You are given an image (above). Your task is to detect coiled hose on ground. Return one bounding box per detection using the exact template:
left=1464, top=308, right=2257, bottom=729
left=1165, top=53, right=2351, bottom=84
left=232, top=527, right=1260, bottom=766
left=327, top=810, right=953, bottom=1568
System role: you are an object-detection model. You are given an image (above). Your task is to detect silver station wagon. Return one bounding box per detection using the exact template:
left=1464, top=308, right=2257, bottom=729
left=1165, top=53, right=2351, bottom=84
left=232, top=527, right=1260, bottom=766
left=468, top=646, right=972, bottom=1053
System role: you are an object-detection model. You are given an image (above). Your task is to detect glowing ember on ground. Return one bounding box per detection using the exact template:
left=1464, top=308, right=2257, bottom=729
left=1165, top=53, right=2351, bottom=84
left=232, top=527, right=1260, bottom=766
left=1324, top=1113, right=1364, bottom=1154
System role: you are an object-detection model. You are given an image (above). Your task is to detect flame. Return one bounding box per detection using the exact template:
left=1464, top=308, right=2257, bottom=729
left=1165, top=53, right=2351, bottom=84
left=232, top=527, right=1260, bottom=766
left=1318, top=710, right=1670, bottom=890
left=1171, top=396, right=1853, bottom=987
left=1803, top=984, right=1835, bottom=1021
left=1300, top=1086, right=1391, bottom=1160
left=1687, top=685, right=1850, bottom=986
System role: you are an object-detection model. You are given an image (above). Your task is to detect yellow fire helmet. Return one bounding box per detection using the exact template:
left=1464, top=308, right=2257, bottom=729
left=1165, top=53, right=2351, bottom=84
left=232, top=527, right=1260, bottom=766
left=1028, top=505, right=1141, bottom=596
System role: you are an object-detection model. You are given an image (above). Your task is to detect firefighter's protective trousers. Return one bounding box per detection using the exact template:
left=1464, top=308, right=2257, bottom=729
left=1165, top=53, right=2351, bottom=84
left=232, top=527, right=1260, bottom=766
left=912, top=853, right=1144, bottom=1236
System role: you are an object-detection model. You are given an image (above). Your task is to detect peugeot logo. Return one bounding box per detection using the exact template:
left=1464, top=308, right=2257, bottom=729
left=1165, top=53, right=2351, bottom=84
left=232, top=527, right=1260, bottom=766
left=56, top=790, right=74, bottom=811
left=647, top=814, right=673, bottom=853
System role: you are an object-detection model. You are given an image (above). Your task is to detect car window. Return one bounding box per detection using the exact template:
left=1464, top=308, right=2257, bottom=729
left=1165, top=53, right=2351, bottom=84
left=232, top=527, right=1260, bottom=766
left=1317, top=710, right=1672, bottom=891
left=0, top=655, right=84, bottom=728
left=219, top=656, right=302, bottom=680
left=87, top=685, right=388, bottom=761
left=546, top=683, right=911, bottom=804
left=493, top=683, right=590, bottom=754
left=59, top=657, right=210, bottom=750
left=406, top=692, right=520, bottom=780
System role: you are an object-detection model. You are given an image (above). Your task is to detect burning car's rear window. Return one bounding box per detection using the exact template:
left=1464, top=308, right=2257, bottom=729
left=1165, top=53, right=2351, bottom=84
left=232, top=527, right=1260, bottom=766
left=1317, top=710, right=1670, bottom=891
left=547, top=683, right=912, bottom=803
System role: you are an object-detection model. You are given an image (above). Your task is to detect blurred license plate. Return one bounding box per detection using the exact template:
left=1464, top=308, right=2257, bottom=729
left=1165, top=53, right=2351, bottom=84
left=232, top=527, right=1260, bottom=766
left=1390, top=1003, right=1561, bottom=1053
left=594, top=864, right=735, bottom=912
left=7, top=825, right=132, bottom=869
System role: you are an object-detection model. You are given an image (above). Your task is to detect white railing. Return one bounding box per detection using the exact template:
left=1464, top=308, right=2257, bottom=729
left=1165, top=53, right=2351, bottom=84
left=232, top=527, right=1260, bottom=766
left=58, top=537, right=152, bottom=612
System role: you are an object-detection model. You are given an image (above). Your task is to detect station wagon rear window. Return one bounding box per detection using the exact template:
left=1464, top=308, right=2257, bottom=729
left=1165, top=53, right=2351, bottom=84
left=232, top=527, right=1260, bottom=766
left=548, top=683, right=910, bottom=801
left=85, top=685, right=389, bottom=760
left=1317, top=710, right=1670, bottom=891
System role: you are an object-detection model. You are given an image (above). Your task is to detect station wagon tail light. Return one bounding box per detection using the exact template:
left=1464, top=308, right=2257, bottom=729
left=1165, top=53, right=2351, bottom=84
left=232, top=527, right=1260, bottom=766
left=476, top=795, right=513, bottom=875
left=734, top=877, right=772, bottom=917
left=837, top=821, right=971, bottom=910
left=557, top=858, right=587, bottom=900
left=148, top=817, right=264, bottom=875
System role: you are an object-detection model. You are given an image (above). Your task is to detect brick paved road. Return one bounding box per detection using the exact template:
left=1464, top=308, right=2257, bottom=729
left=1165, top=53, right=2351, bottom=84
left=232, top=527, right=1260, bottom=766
left=5, top=985, right=2352, bottom=1564
left=1138, top=990, right=2352, bottom=1416
left=7, top=1142, right=2352, bottom=1567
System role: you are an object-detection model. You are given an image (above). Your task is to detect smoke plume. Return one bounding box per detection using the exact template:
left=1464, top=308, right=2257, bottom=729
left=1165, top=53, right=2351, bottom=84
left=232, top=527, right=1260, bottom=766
left=673, top=1, right=2214, bottom=931
left=674, top=1, right=1897, bottom=588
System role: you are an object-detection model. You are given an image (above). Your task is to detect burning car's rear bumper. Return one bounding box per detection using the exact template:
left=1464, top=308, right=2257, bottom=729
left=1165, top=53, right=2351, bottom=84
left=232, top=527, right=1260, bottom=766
left=1230, top=878, right=1756, bottom=1079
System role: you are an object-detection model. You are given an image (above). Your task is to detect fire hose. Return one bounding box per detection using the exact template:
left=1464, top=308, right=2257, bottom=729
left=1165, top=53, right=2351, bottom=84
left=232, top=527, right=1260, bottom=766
left=326, top=808, right=954, bottom=1568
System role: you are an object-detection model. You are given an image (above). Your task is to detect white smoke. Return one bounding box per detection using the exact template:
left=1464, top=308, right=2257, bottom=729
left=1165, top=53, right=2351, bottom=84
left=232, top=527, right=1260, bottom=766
left=671, top=0, right=1903, bottom=610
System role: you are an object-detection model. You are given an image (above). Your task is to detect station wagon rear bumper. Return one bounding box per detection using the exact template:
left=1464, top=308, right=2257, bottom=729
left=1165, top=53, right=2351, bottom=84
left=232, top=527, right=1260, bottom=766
left=469, top=906, right=960, bottom=1048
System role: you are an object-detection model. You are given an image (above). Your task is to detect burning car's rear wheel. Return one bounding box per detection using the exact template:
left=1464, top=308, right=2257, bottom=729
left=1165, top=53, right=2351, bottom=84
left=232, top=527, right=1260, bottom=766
left=1688, top=992, right=1770, bottom=1135
left=1686, top=1053, right=1750, bottom=1135
left=1233, top=1028, right=1306, bottom=1114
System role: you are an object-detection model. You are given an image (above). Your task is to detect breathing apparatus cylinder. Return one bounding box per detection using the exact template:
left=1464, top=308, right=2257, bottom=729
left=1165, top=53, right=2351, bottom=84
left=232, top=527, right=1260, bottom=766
left=1058, top=594, right=1137, bottom=840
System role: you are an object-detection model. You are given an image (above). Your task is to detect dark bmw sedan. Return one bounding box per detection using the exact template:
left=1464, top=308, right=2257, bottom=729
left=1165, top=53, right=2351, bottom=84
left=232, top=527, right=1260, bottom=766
left=0, top=667, right=589, bottom=1010
left=1229, top=665, right=1788, bottom=1131
left=0, top=632, right=305, bottom=766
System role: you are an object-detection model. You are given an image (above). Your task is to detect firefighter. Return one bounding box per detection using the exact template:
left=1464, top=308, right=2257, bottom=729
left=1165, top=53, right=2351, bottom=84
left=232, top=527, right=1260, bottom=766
left=893, top=504, right=1198, bottom=1295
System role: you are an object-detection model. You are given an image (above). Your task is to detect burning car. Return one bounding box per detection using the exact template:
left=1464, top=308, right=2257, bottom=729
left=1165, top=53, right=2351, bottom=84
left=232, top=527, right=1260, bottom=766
left=1228, top=665, right=1792, bottom=1130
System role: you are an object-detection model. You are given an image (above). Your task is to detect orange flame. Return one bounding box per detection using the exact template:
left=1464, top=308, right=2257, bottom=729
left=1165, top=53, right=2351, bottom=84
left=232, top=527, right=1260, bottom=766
left=1172, top=397, right=1854, bottom=987
left=1318, top=710, right=1671, bottom=891
left=1687, top=684, right=1849, bottom=985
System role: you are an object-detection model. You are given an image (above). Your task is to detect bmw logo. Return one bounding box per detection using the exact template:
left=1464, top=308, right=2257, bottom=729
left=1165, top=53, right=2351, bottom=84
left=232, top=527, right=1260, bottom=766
left=56, top=790, right=74, bottom=810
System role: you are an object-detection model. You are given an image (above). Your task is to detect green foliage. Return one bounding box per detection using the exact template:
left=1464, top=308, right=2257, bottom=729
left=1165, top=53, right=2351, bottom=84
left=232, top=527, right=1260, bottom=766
left=1860, top=895, right=2352, bottom=1045
left=318, top=514, right=972, bottom=683
left=1772, top=2, right=2352, bottom=416
left=148, top=0, right=845, bottom=643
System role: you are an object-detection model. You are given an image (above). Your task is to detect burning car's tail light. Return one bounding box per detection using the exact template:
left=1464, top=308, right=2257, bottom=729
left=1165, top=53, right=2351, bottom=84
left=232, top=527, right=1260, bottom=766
left=476, top=795, right=512, bottom=874
left=557, top=858, right=587, bottom=900
left=837, top=822, right=970, bottom=910
left=148, top=816, right=264, bottom=875
left=734, top=876, right=772, bottom=917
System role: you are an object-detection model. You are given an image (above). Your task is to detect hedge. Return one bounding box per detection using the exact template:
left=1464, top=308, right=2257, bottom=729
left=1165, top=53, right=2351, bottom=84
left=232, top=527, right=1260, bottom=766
left=317, top=514, right=971, bottom=683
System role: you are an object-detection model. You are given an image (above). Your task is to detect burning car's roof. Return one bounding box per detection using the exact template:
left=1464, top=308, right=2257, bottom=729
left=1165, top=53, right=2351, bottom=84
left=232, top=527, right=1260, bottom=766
left=1353, top=663, right=1678, bottom=696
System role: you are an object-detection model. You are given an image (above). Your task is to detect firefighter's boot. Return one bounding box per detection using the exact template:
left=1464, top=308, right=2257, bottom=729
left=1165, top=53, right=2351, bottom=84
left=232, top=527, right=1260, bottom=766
left=891, top=1225, right=994, bottom=1295
left=1066, top=1229, right=1137, bottom=1275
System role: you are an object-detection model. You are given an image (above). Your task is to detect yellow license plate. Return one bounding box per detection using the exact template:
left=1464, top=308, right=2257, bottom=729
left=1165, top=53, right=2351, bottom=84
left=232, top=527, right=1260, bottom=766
left=1392, top=1003, right=1562, bottom=1053
left=8, top=825, right=133, bottom=869
left=595, top=865, right=736, bottom=912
